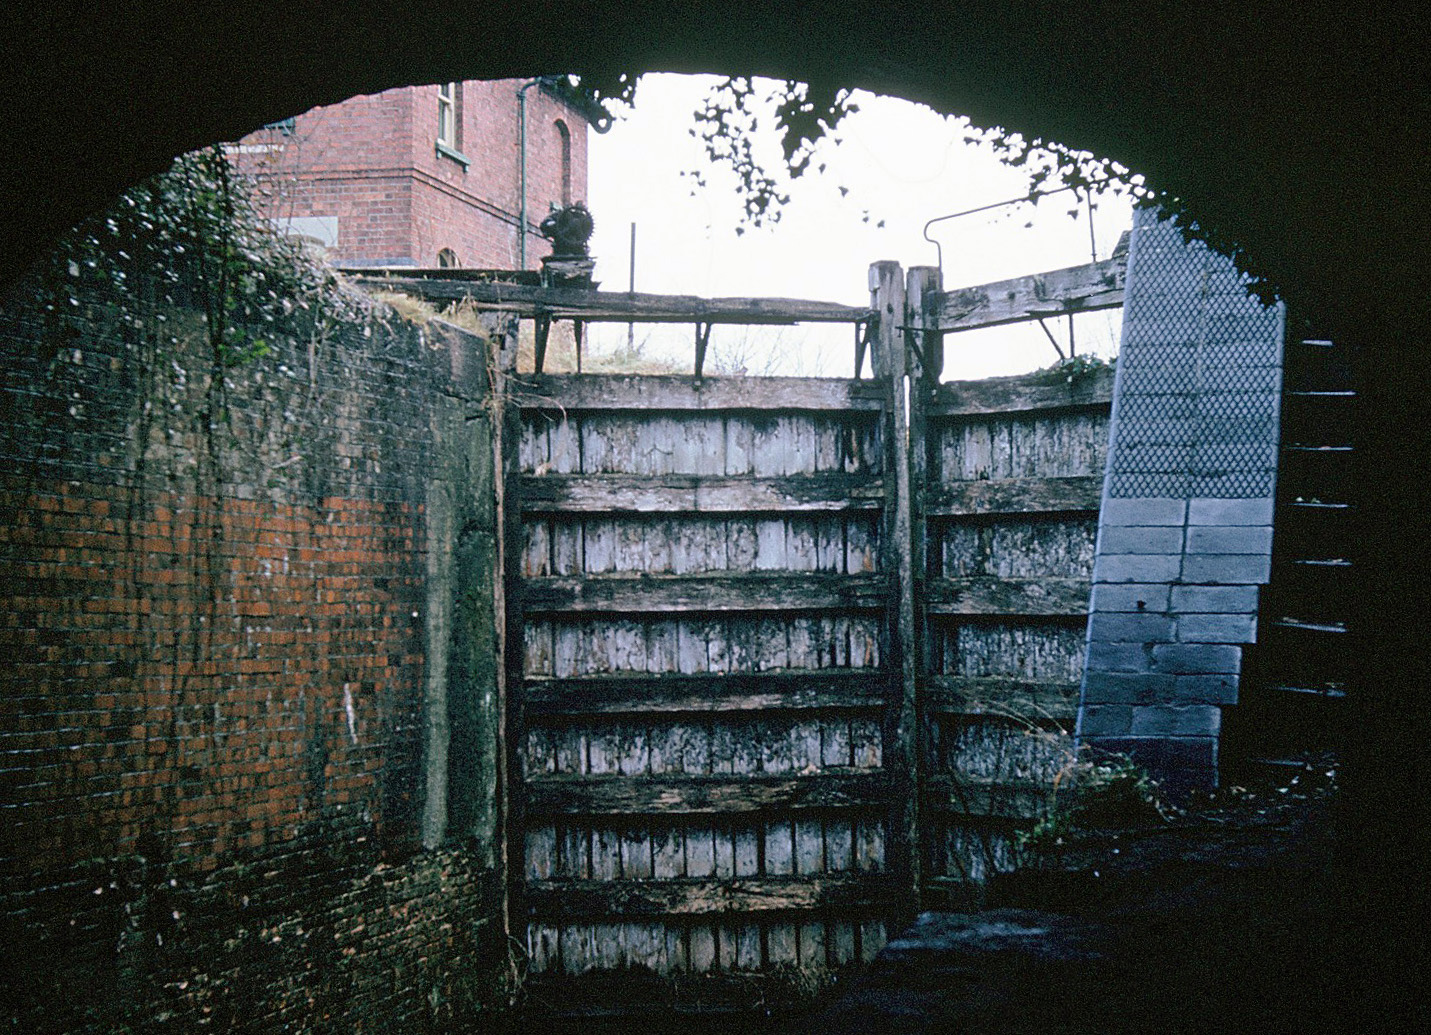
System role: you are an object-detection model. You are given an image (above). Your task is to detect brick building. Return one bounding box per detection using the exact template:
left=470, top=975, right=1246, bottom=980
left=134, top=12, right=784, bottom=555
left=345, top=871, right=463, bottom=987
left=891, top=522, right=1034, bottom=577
left=231, top=77, right=600, bottom=269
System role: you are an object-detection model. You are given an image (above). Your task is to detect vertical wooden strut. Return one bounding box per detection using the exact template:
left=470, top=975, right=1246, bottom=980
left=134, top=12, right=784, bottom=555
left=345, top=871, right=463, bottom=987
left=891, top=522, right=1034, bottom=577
left=870, top=260, right=920, bottom=916
left=491, top=315, right=525, bottom=957
left=855, top=319, right=873, bottom=379
left=905, top=266, right=940, bottom=905
left=533, top=312, right=552, bottom=374
left=694, top=322, right=713, bottom=378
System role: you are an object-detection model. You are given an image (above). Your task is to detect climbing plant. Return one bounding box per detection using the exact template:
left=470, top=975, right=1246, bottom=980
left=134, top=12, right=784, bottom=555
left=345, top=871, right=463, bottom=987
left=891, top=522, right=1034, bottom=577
left=48, top=144, right=361, bottom=371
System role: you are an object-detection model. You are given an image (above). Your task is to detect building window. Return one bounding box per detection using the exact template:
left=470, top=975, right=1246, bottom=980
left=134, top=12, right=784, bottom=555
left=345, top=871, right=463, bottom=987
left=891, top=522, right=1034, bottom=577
left=438, top=248, right=460, bottom=269
left=554, top=119, right=572, bottom=205
left=437, top=83, right=457, bottom=147
left=435, top=82, right=471, bottom=168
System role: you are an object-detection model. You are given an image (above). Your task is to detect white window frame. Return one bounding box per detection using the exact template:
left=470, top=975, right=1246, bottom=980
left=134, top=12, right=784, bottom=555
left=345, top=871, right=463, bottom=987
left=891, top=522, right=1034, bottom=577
left=436, top=82, right=457, bottom=148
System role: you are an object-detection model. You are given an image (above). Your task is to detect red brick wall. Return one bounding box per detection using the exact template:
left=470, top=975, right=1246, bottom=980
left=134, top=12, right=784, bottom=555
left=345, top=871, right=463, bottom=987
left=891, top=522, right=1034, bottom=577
left=0, top=232, right=508, bottom=1031
left=235, top=78, right=589, bottom=269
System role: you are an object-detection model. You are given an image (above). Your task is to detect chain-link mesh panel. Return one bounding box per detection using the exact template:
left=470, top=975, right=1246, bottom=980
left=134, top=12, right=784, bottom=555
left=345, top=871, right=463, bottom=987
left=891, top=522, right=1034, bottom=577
left=1108, top=212, right=1283, bottom=498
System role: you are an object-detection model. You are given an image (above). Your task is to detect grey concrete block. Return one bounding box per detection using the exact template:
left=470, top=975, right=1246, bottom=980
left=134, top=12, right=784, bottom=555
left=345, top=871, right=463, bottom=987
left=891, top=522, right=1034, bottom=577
left=1095, top=553, right=1183, bottom=583
left=1131, top=704, right=1221, bottom=738
left=1177, top=613, right=1258, bottom=643
left=1171, top=585, right=1259, bottom=613
left=1081, top=670, right=1175, bottom=705
left=1188, top=497, right=1275, bottom=526
left=1120, top=366, right=1194, bottom=395
left=1194, top=442, right=1278, bottom=470
left=1191, top=471, right=1276, bottom=499
left=1115, top=444, right=1194, bottom=473
left=1085, top=641, right=1154, bottom=673
left=1186, top=525, right=1274, bottom=555
left=1116, top=418, right=1198, bottom=444
left=1205, top=303, right=1283, bottom=341
left=1182, top=553, right=1272, bottom=584
left=1174, top=674, right=1239, bottom=705
left=1089, top=583, right=1171, bottom=613
left=1076, top=736, right=1218, bottom=795
left=1151, top=643, right=1242, bottom=675
left=1198, top=369, right=1281, bottom=395
left=1088, top=612, right=1176, bottom=643
left=1197, top=339, right=1280, bottom=366
left=1110, top=472, right=1190, bottom=498
left=1116, top=344, right=1196, bottom=370
left=1077, top=704, right=1134, bottom=738
left=1098, top=525, right=1184, bottom=555
left=1100, top=498, right=1187, bottom=527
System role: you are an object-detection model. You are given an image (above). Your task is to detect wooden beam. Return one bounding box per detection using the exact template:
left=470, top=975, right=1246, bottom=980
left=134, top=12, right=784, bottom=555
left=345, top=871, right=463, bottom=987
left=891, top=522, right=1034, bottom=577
left=928, top=367, right=1114, bottom=417
left=925, top=576, right=1091, bottom=617
left=512, top=373, right=885, bottom=411
left=924, top=776, right=1051, bottom=820
left=520, top=473, right=885, bottom=514
left=351, top=276, right=874, bottom=324
left=926, top=476, right=1103, bottom=517
left=924, top=676, right=1080, bottom=721
left=935, top=255, right=1126, bottom=333
left=525, top=771, right=887, bottom=815
left=524, top=873, right=899, bottom=919
left=525, top=672, right=888, bottom=718
left=521, top=572, right=890, bottom=614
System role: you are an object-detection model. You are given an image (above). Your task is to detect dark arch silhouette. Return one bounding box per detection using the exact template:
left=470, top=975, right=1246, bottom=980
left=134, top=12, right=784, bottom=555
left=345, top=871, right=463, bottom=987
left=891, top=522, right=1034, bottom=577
left=1, top=1, right=1426, bottom=1015
left=2, top=1, right=1426, bottom=337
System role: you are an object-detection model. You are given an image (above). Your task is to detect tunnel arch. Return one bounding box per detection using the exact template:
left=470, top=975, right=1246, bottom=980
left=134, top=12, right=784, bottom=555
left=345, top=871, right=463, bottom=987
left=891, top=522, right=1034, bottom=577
left=1, top=0, right=1426, bottom=951
left=1, top=1, right=1425, bottom=340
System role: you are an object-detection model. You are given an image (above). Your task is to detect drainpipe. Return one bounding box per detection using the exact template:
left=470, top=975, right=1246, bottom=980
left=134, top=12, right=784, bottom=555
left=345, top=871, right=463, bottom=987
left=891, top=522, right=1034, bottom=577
left=517, top=77, right=544, bottom=271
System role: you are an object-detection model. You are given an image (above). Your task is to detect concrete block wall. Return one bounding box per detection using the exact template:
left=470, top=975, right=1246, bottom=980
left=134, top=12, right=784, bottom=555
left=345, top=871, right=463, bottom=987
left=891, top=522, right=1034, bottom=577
left=1076, top=209, right=1285, bottom=792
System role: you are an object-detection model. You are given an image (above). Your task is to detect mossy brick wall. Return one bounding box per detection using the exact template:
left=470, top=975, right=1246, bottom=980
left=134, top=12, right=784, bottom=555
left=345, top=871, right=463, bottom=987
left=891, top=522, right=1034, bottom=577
left=0, top=257, right=509, bottom=1032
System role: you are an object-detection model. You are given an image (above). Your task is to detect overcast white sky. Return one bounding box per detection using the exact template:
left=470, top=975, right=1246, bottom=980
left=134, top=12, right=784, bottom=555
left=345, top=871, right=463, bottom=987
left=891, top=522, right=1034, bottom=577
left=581, top=74, right=1138, bottom=380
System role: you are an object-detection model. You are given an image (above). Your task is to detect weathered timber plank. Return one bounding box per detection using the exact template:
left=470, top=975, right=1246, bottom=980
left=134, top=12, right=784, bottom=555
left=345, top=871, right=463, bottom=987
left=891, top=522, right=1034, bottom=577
left=353, top=277, right=874, bottom=324
left=925, top=576, right=1090, bottom=616
left=524, top=672, right=888, bottom=717
left=520, top=473, right=885, bottom=514
left=928, top=367, right=1114, bottom=417
left=927, top=476, right=1102, bottom=517
left=934, top=621, right=1087, bottom=683
left=936, top=256, right=1126, bottom=333
left=924, top=676, right=1080, bottom=721
left=924, top=777, right=1050, bottom=820
left=521, top=572, right=890, bottom=614
left=514, top=374, right=885, bottom=411
left=524, top=874, right=898, bottom=919
left=525, top=771, right=887, bottom=816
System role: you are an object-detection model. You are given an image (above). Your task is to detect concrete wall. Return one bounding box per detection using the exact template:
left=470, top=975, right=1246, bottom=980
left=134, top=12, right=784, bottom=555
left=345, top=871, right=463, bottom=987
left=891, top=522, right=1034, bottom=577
left=1076, top=208, right=1285, bottom=792
left=0, top=216, right=510, bottom=1031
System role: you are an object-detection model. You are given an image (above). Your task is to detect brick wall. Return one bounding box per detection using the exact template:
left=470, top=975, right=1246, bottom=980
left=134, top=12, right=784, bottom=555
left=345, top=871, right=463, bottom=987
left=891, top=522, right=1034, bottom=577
left=0, top=227, right=510, bottom=1031
left=235, top=79, right=589, bottom=269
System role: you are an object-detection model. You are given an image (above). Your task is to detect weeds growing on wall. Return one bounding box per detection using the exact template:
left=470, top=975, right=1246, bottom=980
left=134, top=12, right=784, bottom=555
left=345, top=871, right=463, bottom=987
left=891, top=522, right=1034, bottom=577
left=1018, top=750, right=1171, bottom=861
left=1043, top=353, right=1115, bottom=384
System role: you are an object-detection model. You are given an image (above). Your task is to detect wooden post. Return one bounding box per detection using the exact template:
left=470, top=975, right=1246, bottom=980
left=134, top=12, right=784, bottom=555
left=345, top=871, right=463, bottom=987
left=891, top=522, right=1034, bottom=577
left=905, top=266, right=939, bottom=905
left=907, top=266, right=944, bottom=388
left=491, top=313, right=527, bottom=951
left=870, top=260, right=920, bottom=916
